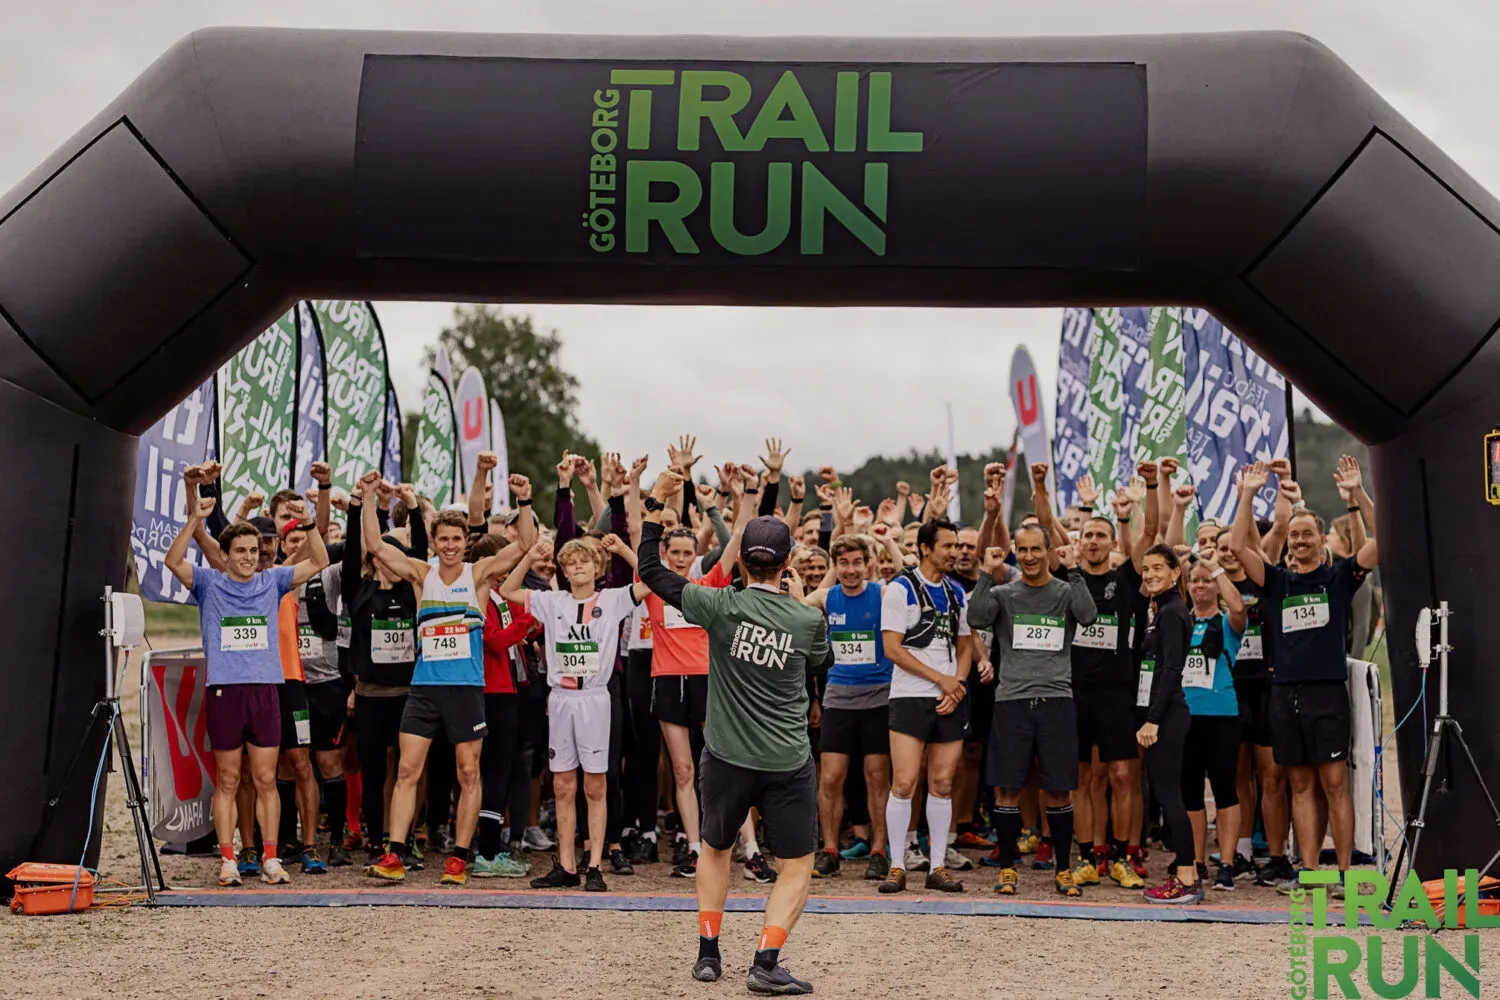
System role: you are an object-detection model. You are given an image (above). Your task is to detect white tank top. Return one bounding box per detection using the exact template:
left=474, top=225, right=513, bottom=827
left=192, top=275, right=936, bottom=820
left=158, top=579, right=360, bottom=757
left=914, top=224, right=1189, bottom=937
left=413, top=563, right=485, bottom=686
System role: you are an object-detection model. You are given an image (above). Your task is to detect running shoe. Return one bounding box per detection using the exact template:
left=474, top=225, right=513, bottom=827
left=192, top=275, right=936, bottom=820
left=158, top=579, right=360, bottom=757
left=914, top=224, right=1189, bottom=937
left=670, top=850, right=698, bottom=879
left=1127, top=848, right=1149, bottom=880
left=584, top=866, right=608, bottom=892
left=1070, top=858, right=1100, bottom=886
left=1143, top=874, right=1198, bottom=904
left=672, top=837, right=691, bottom=868
left=261, top=857, right=292, bottom=885
left=691, top=957, right=722, bottom=983
left=473, top=853, right=531, bottom=878
left=839, top=837, right=871, bottom=860
left=906, top=845, right=930, bottom=873
left=1252, top=829, right=1269, bottom=858
left=365, top=852, right=405, bottom=882
left=328, top=844, right=353, bottom=868
left=1213, top=864, right=1236, bottom=892
left=523, top=826, right=555, bottom=852
left=954, top=829, right=995, bottom=850
left=1055, top=869, right=1081, bottom=898
left=994, top=867, right=1019, bottom=895
left=1109, top=858, right=1145, bottom=890
left=440, top=856, right=468, bottom=886
left=980, top=846, right=1005, bottom=868
left=877, top=867, right=907, bottom=894
left=925, top=866, right=965, bottom=893
left=406, top=841, right=425, bottom=871
left=610, top=848, right=635, bottom=876
left=435, top=825, right=455, bottom=853
left=300, top=847, right=329, bottom=875
left=343, top=830, right=366, bottom=852
left=237, top=848, right=260, bottom=878
left=864, top=851, right=891, bottom=881
left=630, top=836, right=659, bottom=865
left=530, top=862, right=581, bottom=889
left=747, top=962, right=813, bottom=996
left=1232, top=853, right=1257, bottom=881
left=218, top=857, right=243, bottom=887
left=1032, top=841, right=1055, bottom=871
left=1016, top=827, right=1040, bottom=855
left=1091, top=847, right=1111, bottom=877
left=1276, top=871, right=1319, bottom=896
left=944, top=847, right=975, bottom=872
left=413, top=821, right=428, bottom=848
left=744, top=852, right=777, bottom=884
left=1257, top=857, right=1298, bottom=889
left=812, top=849, right=841, bottom=878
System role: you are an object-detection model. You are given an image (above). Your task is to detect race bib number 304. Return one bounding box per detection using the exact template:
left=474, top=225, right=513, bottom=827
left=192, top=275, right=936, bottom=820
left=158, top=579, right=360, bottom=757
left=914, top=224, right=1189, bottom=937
left=1073, top=614, right=1118, bottom=650
left=1282, top=594, right=1330, bottom=633
left=556, top=640, right=601, bottom=678
left=830, top=630, right=877, bottom=666
left=221, top=616, right=269, bottom=652
left=1013, top=614, right=1065, bottom=652
left=421, top=623, right=468, bottom=662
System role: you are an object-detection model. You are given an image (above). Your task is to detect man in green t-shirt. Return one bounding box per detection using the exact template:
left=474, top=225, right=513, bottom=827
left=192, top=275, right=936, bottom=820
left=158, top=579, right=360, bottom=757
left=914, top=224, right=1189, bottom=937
left=637, top=469, right=829, bottom=997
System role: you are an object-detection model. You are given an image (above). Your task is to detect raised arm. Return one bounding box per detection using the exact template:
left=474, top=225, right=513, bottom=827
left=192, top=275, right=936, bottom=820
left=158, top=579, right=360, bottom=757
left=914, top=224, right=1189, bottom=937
left=1261, top=459, right=1294, bottom=564
left=1134, top=460, right=1161, bottom=573
left=782, top=474, right=805, bottom=534
left=1029, top=463, right=1067, bottom=550
left=165, top=494, right=216, bottom=589
left=1229, top=462, right=1270, bottom=586
left=1111, top=491, right=1137, bottom=563
left=1202, top=547, right=1247, bottom=633
left=310, top=461, right=333, bottom=538
left=498, top=538, right=548, bottom=606
left=573, top=454, right=607, bottom=529
left=364, top=474, right=426, bottom=585
left=469, top=451, right=497, bottom=528
left=714, top=469, right=756, bottom=573
left=1164, top=482, right=1194, bottom=549
left=624, top=455, right=648, bottom=552
left=342, top=487, right=365, bottom=606
left=1156, top=457, right=1181, bottom=546
left=893, top=480, right=911, bottom=526
left=1334, top=455, right=1378, bottom=569
left=637, top=470, right=694, bottom=610
left=285, top=499, right=330, bottom=586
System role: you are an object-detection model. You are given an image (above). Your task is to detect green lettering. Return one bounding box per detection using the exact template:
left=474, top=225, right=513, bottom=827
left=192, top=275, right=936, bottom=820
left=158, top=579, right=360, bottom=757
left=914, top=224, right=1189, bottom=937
left=1465, top=869, right=1500, bottom=927
left=1364, top=937, right=1418, bottom=999
left=1313, top=937, right=1362, bottom=1000
left=866, top=72, right=923, bottom=152
left=1345, top=871, right=1394, bottom=930
left=743, top=71, right=828, bottom=152
left=677, top=71, right=752, bottom=151
left=1391, top=871, right=1441, bottom=930
left=624, top=160, right=701, bottom=254
left=610, top=69, right=675, bottom=85
left=862, top=162, right=888, bottom=222
left=833, top=71, right=859, bottom=152
left=1425, top=935, right=1480, bottom=999
left=708, top=162, right=792, bottom=255
left=799, top=162, right=886, bottom=256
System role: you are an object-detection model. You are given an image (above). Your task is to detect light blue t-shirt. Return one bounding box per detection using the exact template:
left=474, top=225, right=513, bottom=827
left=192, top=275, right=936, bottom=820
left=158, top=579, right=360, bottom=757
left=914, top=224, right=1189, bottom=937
left=190, top=565, right=297, bottom=686
left=1184, top=612, right=1242, bottom=717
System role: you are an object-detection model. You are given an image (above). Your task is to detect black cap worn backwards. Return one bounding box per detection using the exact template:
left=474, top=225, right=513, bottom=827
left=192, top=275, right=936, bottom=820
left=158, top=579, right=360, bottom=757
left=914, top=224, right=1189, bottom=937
left=250, top=516, right=277, bottom=538
left=741, top=516, right=792, bottom=566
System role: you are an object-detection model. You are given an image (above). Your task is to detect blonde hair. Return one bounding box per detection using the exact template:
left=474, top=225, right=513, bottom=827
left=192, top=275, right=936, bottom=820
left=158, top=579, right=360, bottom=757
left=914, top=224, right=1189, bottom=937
left=557, top=539, right=601, bottom=569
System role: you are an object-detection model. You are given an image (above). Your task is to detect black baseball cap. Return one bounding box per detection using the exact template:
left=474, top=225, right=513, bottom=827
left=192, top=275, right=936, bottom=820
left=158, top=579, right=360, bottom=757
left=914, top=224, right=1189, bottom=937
left=250, top=516, right=276, bottom=538
left=742, top=516, right=792, bottom=566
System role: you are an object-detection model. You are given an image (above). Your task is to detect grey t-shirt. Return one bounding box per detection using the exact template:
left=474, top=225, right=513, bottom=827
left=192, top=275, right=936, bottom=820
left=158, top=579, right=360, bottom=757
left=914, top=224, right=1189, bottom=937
left=821, top=681, right=889, bottom=711
left=967, top=569, right=1098, bottom=702
left=298, top=567, right=342, bottom=686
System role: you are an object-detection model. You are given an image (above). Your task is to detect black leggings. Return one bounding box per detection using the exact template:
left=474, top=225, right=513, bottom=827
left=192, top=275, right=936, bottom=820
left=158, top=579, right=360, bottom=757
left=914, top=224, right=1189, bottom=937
left=1145, top=698, right=1194, bottom=874
left=1182, top=713, right=1241, bottom=812
left=354, top=693, right=406, bottom=843
left=479, top=693, right=528, bottom=855
left=623, top=650, right=660, bottom=835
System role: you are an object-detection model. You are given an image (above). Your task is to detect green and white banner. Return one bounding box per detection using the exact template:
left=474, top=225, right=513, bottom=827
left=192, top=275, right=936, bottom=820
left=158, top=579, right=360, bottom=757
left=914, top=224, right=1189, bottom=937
left=1085, top=307, right=1128, bottom=502
left=314, top=300, right=389, bottom=501
left=413, top=370, right=458, bottom=508
left=218, top=307, right=297, bottom=516
left=1138, top=306, right=1197, bottom=538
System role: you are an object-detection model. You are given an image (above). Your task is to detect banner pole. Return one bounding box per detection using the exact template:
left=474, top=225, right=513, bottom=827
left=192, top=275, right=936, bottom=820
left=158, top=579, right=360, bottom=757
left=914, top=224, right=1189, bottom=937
left=1285, top=383, right=1298, bottom=478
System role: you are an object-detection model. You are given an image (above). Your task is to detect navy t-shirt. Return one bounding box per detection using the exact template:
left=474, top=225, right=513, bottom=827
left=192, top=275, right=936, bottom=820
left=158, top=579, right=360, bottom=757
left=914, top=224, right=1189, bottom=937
left=1262, top=556, right=1368, bottom=684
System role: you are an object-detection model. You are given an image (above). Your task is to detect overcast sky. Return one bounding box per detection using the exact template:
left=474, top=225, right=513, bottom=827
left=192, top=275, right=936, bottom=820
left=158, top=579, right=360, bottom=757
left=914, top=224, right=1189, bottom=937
left=3, top=1, right=1493, bottom=469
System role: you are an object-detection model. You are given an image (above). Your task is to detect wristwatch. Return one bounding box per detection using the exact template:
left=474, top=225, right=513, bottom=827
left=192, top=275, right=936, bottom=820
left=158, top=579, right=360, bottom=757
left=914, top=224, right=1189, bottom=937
left=1211, top=567, right=1226, bottom=580
left=643, top=496, right=665, bottom=512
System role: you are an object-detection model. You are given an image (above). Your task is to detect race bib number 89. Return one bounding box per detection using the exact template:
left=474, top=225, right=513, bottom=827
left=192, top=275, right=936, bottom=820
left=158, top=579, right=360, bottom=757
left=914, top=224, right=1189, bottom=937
left=1013, top=614, right=1065, bottom=652
left=1182, top=651, right=1214, bottom=689
left=221, top=616, right=269, bottom=652
left=1282, top=594, right=1330, bottom=633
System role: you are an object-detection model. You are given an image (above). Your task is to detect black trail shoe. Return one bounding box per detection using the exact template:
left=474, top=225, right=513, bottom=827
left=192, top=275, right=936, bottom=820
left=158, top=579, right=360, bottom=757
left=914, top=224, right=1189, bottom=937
left=747, top=963, right=813, bottom=996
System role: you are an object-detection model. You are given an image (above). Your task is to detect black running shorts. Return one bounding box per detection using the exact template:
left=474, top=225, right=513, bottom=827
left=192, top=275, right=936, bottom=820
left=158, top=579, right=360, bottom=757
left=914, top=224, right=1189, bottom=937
left=1235, top=676, right=1274, bottom=747
left=1074, top=683, right=1139, bottom=763
left=988, top=697, right=1079, bottom=792
left=1269, top=681, right=1350, bottom=768
left=699, top=749, right=817, bottom=859
left=400, top=684, right=488, bottom=744
left=304, top=679, right=347, bottom=752
left=278, top=678, right=311, bottom=750
left=820, top=705, right=890, bottom=757
left=652, top=673, right=708, bottom=729
left=887, top=696, right=970, bottom=745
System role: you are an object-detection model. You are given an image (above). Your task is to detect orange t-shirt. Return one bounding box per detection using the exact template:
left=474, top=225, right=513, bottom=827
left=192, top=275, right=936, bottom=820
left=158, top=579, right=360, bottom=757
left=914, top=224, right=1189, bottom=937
left=647, top=562, right=732, bottom=677
left=278, top=591, right=304, bottom=682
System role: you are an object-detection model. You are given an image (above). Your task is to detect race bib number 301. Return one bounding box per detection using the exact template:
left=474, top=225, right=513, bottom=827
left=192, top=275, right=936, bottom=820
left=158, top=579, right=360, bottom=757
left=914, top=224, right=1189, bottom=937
left=830, top=630, right=877, bottom=666
left=1282, top=594, right=1330, bottom=633
left=1013, top=614, right=1065, bottom=652
left=372, top=619, right=415, bottom=663
left=1072, top=614, right=1118, bottom=650
left=221, top=616, right=269, bottom=652
left=421, top=623, right=468, bottom=661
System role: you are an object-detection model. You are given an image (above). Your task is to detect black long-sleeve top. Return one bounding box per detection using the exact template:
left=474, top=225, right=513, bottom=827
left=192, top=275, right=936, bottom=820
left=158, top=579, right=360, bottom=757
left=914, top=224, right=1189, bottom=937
left=340, top=498, right=425, bottom=687
left=1141, top=587, right=1191, bottom=725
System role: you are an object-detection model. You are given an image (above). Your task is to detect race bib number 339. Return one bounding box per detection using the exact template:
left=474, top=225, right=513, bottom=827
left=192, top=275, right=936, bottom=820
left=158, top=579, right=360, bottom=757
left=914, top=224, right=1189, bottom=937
left=221, top=616, right=269, bottom=652
left=1013, top=614, right=1065, bottom=652
left=1282, top=594, right=1330, bottom=633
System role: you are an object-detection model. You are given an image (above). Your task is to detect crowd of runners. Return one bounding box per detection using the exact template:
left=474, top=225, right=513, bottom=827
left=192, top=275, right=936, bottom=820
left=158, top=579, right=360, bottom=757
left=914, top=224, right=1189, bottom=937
left=163, top=433, right=1378, bottom=993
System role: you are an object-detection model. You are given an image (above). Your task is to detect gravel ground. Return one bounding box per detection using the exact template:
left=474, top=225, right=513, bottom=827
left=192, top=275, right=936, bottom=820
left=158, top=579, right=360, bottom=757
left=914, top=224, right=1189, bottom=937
left=0, top=639, right=1442, bottom=1000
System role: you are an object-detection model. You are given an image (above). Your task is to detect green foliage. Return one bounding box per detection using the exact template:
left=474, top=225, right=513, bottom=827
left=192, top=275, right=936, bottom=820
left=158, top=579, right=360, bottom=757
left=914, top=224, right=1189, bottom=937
left=418, top=306, right=599, bottom=524
left=1290, top=408, right=1372, bottom=525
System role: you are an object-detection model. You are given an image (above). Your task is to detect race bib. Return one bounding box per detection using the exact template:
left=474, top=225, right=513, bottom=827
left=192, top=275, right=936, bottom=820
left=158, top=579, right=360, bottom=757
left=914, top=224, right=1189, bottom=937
left=1012, top=613, right=1065, bottom=652
left=1137, top=659, right=1155, bottom=708
left=830, top=630, right=877, bottom=666
left=420, top=623, right=468, bottom=662
left=1282, top=594, right=1330, bottom=633
left=662, top=604, right=694, bottom=630
left=336, top=615, right=351, bottom=650
left=221, top=615, right=269, bottom=652
left=1073, top=614, right=1119, bottom=650
left=1240, top=626, right=1263, bottom=660
left=556, top=639, right=601, bottom=678
left=1182, top=650, right=1214, bottom=689
left=297, top=625, right=317, bottom=658
left=372, top=618, right=415, bottom=663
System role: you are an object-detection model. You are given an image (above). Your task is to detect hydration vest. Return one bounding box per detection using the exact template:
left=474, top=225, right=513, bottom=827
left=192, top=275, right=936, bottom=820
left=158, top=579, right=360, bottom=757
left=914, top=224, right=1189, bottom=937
left=897, top=568, right=961, bottom=654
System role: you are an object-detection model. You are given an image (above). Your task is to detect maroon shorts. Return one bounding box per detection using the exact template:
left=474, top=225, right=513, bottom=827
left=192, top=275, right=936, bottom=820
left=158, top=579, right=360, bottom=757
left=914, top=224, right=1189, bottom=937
left=206, top=683, right=281, bottom=751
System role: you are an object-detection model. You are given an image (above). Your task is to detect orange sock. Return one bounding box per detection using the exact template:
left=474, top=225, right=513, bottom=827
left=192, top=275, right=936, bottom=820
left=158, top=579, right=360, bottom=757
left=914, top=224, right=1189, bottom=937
left=219, top=843, right=236, bottom=862
left=262, top=844, right=278, bottom=862
left=757, top=926, right=788, bottom=952
left=699, top=911, right=722, bottom=939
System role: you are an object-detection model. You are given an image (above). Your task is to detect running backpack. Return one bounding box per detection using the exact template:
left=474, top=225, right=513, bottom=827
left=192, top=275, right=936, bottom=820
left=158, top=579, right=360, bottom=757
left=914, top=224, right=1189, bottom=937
left=897, top=569, right=961, bottom=654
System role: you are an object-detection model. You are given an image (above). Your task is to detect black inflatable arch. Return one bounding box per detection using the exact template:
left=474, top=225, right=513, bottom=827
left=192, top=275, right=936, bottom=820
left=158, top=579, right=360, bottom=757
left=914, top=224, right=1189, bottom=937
left=2, top=28, right=1495, bottom=877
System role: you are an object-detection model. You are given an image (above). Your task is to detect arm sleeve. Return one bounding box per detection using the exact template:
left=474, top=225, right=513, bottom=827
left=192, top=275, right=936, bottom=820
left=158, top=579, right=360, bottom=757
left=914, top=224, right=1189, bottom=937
left=376, top=507, right=391, bottom=534
left=1147, top=606, right=1189, bottom=725
left=637, top=521, right=686, bottom=609
left=606, top=495, right=631, bottom=588
left=342, top=506, right=363, bottom=607
left=966, top=573, right=1005, bottom=631
left=699, top=506, right=732, bottom=572
left=406, top=509, right=428, bottom=561
left=1067, top=569, right=1099, bottom=626
left=759, top=480, right=779, bottom=517
left=554, top=487, right=578, bottom=588
left=818, top=508, right=833, bottom=552
left=199, top=480, right=231, bottom=538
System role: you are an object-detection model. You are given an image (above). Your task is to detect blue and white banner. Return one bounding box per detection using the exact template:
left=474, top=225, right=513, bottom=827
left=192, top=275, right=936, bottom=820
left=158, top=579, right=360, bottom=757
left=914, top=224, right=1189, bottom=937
left=131, top=380, right=216, bottom=603
left=1182, top=309, right=1290, bottom=522
left=293, top=302, right=327, bottom=494
left=383, top=383, right=403, bottom=484
left=1052, top=306, right=1093, bottom=512
left=1085, top=307, right=1154, bottom=501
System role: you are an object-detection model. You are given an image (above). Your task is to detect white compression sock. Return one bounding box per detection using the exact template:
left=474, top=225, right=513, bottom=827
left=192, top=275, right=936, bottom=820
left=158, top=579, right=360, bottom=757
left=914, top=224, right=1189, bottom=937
left=740, top=820, right=759, bottom=858
left=690, top=841, right=701, bottom=854
left=1237, top=837, right=1251, bottom=859
left=885, top=794, right=913, bottom=869
left=927, top=795, right=954, bottom=868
